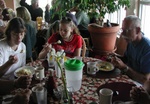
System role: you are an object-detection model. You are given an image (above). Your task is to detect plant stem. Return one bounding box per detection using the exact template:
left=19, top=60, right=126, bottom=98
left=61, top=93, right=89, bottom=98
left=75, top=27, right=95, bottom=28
left=55, top=58, right=70, bottom=103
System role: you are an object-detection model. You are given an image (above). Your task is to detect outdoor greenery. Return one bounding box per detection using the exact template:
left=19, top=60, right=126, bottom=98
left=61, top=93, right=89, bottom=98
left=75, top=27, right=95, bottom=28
left=52, top=0, right=130, bottom=26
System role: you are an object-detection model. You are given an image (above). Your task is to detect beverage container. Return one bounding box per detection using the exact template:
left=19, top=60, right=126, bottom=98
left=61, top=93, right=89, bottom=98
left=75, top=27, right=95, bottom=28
left=47, top=48, right=56, bottom=68
left=87, top=61, right=99, bottom=75
left=35, top=66, right=45, bottom=80
left=99, top=88, right=113, bottom=104
left=64, top=59, right=84, bottom=91
left=55, top=50, right=65, bottom=78
left=36, top=17, right=43, bottom=30
left=46, top=68, right=57, bottom=97
left=55, top=60, right=63, bottom=78
left=32, top=86, right=47, bottom=104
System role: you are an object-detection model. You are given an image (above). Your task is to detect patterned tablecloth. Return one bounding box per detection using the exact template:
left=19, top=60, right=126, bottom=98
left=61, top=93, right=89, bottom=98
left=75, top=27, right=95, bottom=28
left=55, top=74, right=135, bottom=104
left=28, top=57, right=137, bottom=104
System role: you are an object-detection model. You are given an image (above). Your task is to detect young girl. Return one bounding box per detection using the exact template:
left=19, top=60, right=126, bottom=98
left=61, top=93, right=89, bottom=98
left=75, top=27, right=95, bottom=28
left=0, top=17, right=26, bottom=80
left=38, top=17, right=83, bottom=58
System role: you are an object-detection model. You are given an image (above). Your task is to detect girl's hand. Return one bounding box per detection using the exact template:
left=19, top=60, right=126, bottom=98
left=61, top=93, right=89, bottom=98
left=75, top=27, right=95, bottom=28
left=43, top=43, right=52, bottom=52
left=8, top=55, right=18, bottom=64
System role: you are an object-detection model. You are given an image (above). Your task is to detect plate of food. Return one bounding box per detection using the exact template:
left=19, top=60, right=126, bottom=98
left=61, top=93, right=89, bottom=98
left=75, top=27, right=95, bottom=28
left=96, top=61, right=114, bottom=71
left=14, top=66, right=35, bottom=77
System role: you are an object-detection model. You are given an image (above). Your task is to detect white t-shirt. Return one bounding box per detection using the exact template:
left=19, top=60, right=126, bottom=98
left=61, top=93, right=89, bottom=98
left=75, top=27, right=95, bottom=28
left=0, top=39, right=26, bottom=80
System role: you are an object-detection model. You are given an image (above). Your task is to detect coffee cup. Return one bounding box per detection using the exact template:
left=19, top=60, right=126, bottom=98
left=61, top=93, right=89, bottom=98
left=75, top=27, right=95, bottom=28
left=87, top=61, right=99, bottom=75
left=35, top=66, right=45, bottom=80
left=99, top=88, right=113, bottom=104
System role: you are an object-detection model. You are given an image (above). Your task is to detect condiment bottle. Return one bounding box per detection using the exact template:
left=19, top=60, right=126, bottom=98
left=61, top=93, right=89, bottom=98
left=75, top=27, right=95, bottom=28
left=47, top=68, right=57, bottom=97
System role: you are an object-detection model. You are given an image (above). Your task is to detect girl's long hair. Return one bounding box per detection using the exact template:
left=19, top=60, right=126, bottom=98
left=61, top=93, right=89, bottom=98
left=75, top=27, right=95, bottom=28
left=56, top=17, right=81, bottom=44
left=60, top=17, right=80, bottom=35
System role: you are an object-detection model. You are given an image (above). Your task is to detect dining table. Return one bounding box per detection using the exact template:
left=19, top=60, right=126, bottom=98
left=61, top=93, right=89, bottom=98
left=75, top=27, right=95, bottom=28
left=0, top=57, right=139, bottom=104
left=26, top=57, right=139, bottom=104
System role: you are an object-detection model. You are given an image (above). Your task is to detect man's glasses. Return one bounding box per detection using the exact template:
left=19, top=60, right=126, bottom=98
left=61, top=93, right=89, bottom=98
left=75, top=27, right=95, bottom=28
left=117, top=28, right=136, bottom=41
left=118, top=28, right=136, bottom=35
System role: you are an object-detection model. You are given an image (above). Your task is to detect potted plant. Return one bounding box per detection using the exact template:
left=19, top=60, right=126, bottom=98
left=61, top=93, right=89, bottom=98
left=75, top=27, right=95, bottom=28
left=52, top=0, right=130, bottom=55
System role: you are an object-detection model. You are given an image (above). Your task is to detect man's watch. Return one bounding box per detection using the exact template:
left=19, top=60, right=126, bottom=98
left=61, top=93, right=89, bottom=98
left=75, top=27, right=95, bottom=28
left=122, top=66, right=129, bottom=74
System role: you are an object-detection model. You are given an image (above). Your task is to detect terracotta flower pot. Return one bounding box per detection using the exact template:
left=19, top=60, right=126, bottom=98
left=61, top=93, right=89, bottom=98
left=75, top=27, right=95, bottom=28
left=88, top=23, right=120, bottom=54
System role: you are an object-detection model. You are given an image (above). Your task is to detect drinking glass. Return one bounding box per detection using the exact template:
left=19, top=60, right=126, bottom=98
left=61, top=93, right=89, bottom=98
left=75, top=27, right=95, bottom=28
left=113, top=101, right=125, bottom=104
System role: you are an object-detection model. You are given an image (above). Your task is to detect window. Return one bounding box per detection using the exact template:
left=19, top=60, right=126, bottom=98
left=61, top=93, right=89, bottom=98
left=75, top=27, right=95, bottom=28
left=104, top=7, right=126, bottom=27
left=139, top=0, right=150, bottom=38
left=26, top=0, right=52, bottom=8
left=26, top=0, right=52, bottom=20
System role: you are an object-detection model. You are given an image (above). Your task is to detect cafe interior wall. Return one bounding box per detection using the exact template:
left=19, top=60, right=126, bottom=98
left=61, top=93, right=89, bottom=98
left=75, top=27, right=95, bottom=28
left=4, top=0, right=15, bottom=10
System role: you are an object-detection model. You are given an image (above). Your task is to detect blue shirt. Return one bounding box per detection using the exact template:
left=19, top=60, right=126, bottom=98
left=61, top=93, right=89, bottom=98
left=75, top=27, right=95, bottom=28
left=125, top=36, right=150, bottom=73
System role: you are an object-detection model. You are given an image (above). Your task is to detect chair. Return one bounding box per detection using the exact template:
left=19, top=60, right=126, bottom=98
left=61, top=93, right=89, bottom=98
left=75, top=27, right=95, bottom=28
left=35, top=29, right=47, bottom=54
left=83, top=38, right=90, bottom=49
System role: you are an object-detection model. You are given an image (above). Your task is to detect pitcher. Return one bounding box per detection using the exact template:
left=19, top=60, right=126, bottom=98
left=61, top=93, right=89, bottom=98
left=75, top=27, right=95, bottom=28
left=64, top=59, right=84, bottom=91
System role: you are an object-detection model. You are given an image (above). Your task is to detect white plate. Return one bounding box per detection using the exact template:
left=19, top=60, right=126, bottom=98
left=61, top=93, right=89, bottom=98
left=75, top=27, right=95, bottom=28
left=96, top=61, right=114, bottom=71
left=14, top=66, right=35, bottom=77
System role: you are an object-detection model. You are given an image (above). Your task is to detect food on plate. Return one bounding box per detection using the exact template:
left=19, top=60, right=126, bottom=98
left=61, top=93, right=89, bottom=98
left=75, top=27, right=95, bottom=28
left=97, top=61, right=113, bottom=71
left=16, top=69, right=32, bottom=76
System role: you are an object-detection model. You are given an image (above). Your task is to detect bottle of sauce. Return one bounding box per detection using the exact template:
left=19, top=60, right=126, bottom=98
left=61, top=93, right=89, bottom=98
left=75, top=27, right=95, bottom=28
left=46, top=68, right=57, bottom=97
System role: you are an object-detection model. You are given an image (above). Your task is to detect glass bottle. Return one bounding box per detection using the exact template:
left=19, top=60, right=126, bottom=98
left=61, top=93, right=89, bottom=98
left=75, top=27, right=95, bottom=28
left=47, top=69, right=57, bottom=97
left=106, top=19, right=112, bottom=27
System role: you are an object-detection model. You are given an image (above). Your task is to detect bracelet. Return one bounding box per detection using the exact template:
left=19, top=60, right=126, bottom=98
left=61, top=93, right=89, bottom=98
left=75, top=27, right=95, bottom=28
left=122, top=66, right=129, bottom=74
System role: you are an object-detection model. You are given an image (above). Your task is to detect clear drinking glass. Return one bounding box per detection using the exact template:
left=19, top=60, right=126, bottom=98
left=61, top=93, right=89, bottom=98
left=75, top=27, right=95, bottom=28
left=53, top=86, right=74, bottom=103
left=35, top=87, right=47, bottom=104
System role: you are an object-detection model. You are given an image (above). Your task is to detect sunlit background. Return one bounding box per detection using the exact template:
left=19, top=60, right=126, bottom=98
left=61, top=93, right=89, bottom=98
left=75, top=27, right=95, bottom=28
left=22, top=0, right=150, bottom=39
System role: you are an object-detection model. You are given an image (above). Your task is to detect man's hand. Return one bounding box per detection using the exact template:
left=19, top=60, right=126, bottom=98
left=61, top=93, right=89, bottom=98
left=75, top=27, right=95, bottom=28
left=130, top=86, right=150, bottom=104
left=111, top=56, right=126, bottom=69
